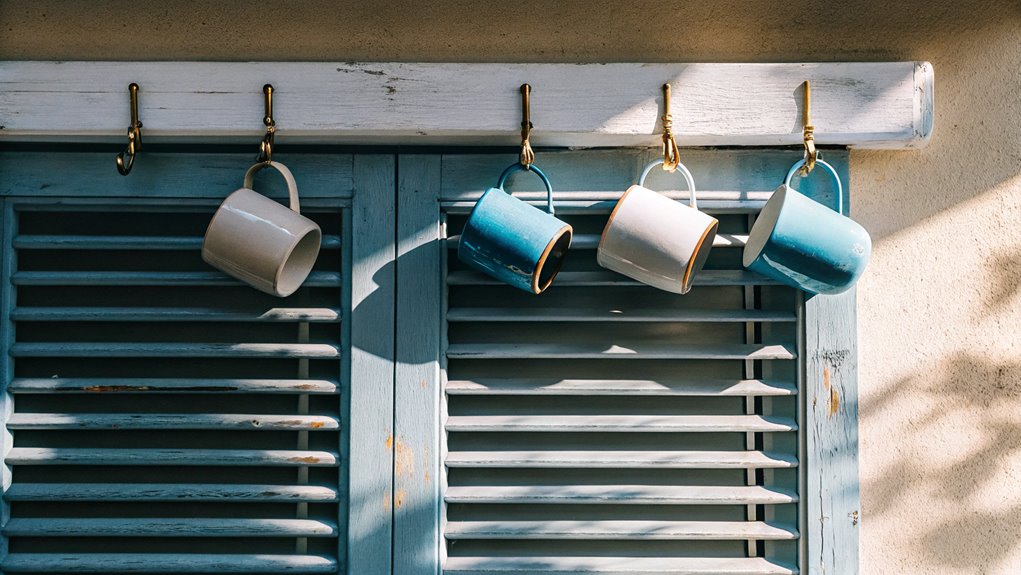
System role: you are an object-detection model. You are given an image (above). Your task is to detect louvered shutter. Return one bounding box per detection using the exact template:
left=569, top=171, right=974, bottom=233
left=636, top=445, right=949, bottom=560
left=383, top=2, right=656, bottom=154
left=422, top=150, right=820, bottom=575
left=0, top=152, right=396, bottom=574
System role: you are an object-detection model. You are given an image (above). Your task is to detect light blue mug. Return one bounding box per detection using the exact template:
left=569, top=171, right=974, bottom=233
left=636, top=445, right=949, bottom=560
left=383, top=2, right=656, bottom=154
left=743, top=155, right=871, bottom=295
left=458, top=163, right=573, bottom=294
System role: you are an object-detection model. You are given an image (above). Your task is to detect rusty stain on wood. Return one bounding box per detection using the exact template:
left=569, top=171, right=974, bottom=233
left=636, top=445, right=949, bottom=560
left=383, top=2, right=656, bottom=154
left=395, top=438, right=415, bottom=478
left=395, top=489, right=406, bottom=509
left=82, top=385, right=237, bottom=393
left=823, top=366, right=840, bottom=417
left=309, top=421, right=324, bottom=429
left=385, top=434, right=393, bottom=450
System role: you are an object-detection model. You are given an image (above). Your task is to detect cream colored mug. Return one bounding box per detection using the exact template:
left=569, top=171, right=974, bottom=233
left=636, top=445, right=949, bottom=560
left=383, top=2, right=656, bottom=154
left=202, top=161, right=322, bottom=297
left=597, top=159, right=719, bottom=294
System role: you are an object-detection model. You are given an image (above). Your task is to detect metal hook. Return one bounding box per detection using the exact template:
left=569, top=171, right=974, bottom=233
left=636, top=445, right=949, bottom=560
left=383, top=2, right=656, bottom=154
left=800, top=80, right=817, bottom=175
left=661, top=83, right=680, bottom=172
left=116, top=83, right=142, bottom=176
left=519, top=84, right=535, bottom=169
left=257, top=84, right=276, bottom=164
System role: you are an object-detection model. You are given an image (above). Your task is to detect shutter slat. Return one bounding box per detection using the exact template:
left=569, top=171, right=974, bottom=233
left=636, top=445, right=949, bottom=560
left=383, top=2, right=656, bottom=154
left=447, top=308, right=795, bottom=323
left=4, top=518, right=337, bottom=537
left=444, top=485, right=797, bottom=505
left=11, top=342, right=340, bottom=358
left=446, top=415, right=796, bottom=433
left=445, top=378, right=796, bottom=396
left=445, top=520, right=797, bottom=540
left=446, top=450, right=797, bottom=469
left=12, top=306, right=341, bottom=322
left=7, top=413, right=339, bottom=431
left=7, top=448, right=339, bottom=466
left=446, top=233, right=748, bottom=250
left=443, top=556, right=797, bottom=574
left=448, top=270, right=778, bottom=286
left=447, top=343, right=796, bottom=360
left=442, top=199, right=766, bottom=215
left=13, top=234, right=342, bottom=250
left=3, top=553, right=337, bottom=573
left=9, top=378, right=340, bottom=394
left=5, top=483, right=339, bottom=502
left=12, top=270, right=343, bottom=286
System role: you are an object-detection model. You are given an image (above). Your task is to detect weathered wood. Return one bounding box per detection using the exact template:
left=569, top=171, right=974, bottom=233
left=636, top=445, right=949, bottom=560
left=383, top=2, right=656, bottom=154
left=445, top=378, right=796, bottom=396
left=8, top=377, right=340, bottom=394
left=445, top=520, right=797, bottom=540
left=346, top=155, right=396, bottom=574
left=0, top=199, right=15, bottom=566
left=445, top=414, right=796, bottom=433
left=443, top=556, right=797, bottom=574
left=2, top=553, right=338, bottom=573
left=4, top=518, right=338, bottom=537
left=13, top=234, right=342, bottom=250
left=446, top=308, right=795, bottom=323
left=394, top=154, right=442, bottom=575
left=445, top=450, right=797, bottom=469
left=11, top=270, right=343, bottom=286
left=5, top=483, right=339, bottom=502
left=446, top=233, right=747, bottom=250
left=446, top=342, right=795, bottom=360
left=0, top=61, right=932, bottom=149
left=447, top=270, right=778, bottom=286
left=444, top=485, right=797, bottom=505
left=6, top=412, right=340, bottom=431
left=11, top=306, right=341, bottom=322
left=10, top=342, right=340, bottom=358
left=6, top=448, right=339, bottom=466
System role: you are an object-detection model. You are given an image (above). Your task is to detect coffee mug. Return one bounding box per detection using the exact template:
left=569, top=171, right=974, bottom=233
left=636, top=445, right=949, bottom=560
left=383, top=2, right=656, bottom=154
left=742, top=155, right=871, bottom=295
left=597, top=159, right=719, bottom=294
left=457, top=163, right=573, bottom=294
left=202, top=161, right=322, bottom=297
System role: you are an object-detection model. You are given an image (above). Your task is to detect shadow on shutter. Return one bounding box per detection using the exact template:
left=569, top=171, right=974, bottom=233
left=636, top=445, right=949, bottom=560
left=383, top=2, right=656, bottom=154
left=3, top=203, right=345, bottom=574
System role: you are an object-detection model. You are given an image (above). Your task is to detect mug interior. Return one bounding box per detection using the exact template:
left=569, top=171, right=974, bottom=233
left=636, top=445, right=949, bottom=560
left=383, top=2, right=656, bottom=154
left=532, top=225, right=573, bottom=294
left=275, top=227, right=322, bottom=296
left=743, top=185, right=788, bottom=267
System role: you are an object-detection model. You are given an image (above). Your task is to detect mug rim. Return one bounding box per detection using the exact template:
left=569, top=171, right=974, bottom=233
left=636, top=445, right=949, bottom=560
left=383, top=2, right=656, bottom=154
left=530, top=223, right=573, bottom=294
left=273, top=223, right=322, bottom=297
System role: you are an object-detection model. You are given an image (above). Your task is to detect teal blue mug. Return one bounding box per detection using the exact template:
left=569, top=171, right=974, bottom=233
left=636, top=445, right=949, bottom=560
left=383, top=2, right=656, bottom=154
left=458, top=163, right=573, bottom=294
left=743, top=155, right=871, bottom=295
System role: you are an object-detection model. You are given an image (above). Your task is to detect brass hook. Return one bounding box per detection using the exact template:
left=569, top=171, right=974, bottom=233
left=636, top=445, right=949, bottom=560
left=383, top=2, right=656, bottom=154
left=661, top=83, right=680, bottom=172
left=257, top=84, right=276, bottom=164
left=800, top=80, right=817, bottom=175
left=115, top=83, right=142, bottom=176
left=519, top=84, right=535, bottom=169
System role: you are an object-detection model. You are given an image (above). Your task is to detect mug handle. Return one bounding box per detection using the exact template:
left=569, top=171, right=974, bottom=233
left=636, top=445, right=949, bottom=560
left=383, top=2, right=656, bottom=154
left=496, top=163, right=556, bottom=215
left=784, top=153, right=844, bottom=214
left=638, top=158, right=698, bottom=210
left=243, top=161, right=301, bottom=213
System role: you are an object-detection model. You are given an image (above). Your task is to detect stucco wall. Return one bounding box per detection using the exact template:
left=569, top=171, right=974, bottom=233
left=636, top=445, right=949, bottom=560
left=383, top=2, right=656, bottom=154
left=3, top=1, right=1021, bottom=573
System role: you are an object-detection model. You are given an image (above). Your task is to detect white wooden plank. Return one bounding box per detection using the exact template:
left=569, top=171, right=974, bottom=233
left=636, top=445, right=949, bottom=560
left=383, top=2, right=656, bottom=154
left=13, top=234, right=341, bottom=250
left=5, top=483, right=339, bottom=502
left=446, top=308, right=795, bottom=323
left=9, top=377, right=339, bottom=394
left=6, top=413, right=339, bottom=431
left=446, top=233, right=747, bottom=250
left=0, top=61, right=932, bottom=149
left=4, top=518, right=337, bottom=537
left=444, top=485, right=797, bottom=505
left=443, top=556, right=797, bottom=575
left=445, top=520, right=797, bottom=540
left=11, top=270, right=342, bottom=286
left=6, top=448, right=339, bottom=466
left=11, top=307, right=341, bottom=322
left=2, top=553, right=337, bottom=573
left=445, top=415, right=796, bottom=433
left=447, top=270, right=778, bottom=287
left=445, top=450, right=797, bottom=469
left=445, top=378, right=796, bottom=397
left=10, top=342, right=340, bottom=358
left=446, top=343, right=795, bottom=360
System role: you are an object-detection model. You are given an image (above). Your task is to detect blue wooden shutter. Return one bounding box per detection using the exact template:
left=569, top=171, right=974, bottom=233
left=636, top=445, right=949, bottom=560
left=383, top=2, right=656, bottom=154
left=0, top=151, right=396, bottom=574
left=395, top=150, right=855, bottom=575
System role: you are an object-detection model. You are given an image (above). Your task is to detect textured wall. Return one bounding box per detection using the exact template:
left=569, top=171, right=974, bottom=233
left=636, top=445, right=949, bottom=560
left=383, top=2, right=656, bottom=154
left=3, top=1, right=1021, bottom=572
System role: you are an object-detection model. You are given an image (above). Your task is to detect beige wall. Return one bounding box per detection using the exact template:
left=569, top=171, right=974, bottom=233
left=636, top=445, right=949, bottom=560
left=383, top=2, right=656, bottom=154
left=3, top=1, right=1021, bottom=572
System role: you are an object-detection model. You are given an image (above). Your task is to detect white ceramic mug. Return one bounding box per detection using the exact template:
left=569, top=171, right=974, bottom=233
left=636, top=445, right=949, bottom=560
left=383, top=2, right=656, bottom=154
left=202, top=161, right=322, bottom=297
left=597, top=159, right=719, bottom=294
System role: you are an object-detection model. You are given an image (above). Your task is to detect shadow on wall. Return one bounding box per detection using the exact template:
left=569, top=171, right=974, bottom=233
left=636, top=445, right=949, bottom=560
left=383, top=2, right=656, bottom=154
left=860, top=351, right=1021, bottom=572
